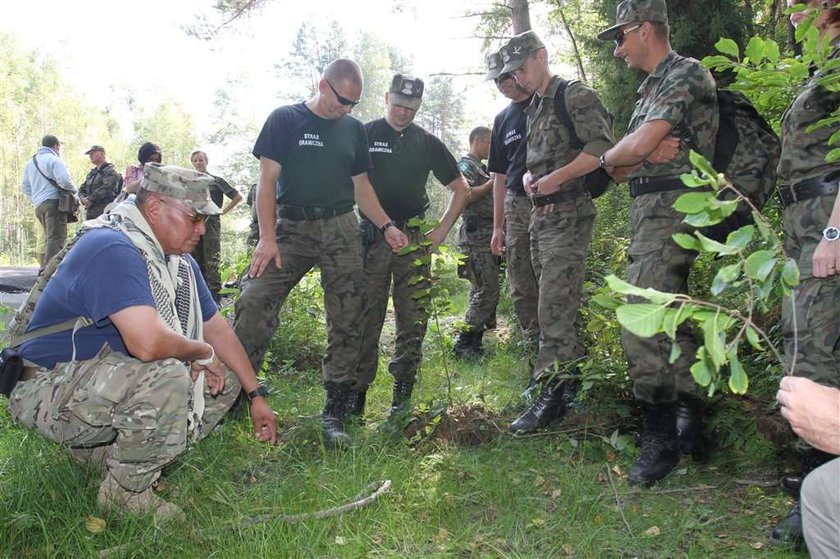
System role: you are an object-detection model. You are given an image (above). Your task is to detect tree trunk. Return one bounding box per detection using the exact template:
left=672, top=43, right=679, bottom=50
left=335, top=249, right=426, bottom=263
left=508, top=0, right=532, bottom=33
left=556, top=2, right=588, bottom=82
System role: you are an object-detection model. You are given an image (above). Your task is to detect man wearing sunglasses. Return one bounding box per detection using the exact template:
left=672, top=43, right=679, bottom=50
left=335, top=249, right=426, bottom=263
left=486, top=50, right=541, bottom=370
left=352, top=74, right=470, bottom=421
left=235, top=59, right=409, bottom=448
left=8, top=163, right=278, bottom=522
left=596, top=0, right=718, bottom=486
left=498, top=31, right=615, bottom=437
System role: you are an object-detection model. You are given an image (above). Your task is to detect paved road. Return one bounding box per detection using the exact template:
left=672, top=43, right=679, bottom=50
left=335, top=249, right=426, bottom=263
left=1, top=267, right=38, bottom=329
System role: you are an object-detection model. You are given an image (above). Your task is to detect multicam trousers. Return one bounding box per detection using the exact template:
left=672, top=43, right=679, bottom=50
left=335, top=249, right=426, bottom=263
left=504, top=192, right=540, bottom=350
left=9, top=346, right=238, bottom=492
left=193, top=215, right=223, bottom=295
left=530, top=193, right=594, bottom=379
left=233, top=212, right=366, bottom=384
left=621, top=190, right=699, bottom=404
left=356, top=226, right=430, bottom=389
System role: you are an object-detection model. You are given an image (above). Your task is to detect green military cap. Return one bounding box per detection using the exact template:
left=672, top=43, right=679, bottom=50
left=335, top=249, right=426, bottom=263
left=499, top=30, right=545, bottom=74
left=84, top=145, right=105, bottom=155
left=141, top=162, right=222, bottom=215
left=485, top=50, right=504, bottom=81
left=389, top=74, right=424, bottom=110
left=597, top=0, right=669, bottom=41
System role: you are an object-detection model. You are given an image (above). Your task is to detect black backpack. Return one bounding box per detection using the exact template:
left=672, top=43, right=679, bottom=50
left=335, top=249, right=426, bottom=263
left=553, top=79, right=613, bottom=199
left=702, top=89, right=781, bottom=242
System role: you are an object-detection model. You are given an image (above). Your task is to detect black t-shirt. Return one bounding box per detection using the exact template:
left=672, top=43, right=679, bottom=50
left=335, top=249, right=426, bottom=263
left=364, top=118, right=461, bottom=220
left=252, top=103, right=371, bottom=209
left=208, top=174, right=239, bottom=208
left=487, top=96, right=533, bottom=193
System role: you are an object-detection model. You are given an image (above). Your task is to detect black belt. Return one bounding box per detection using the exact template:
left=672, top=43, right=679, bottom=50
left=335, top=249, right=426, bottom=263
left=530, top=186, right=585, bottom=208
left=507, top=189, right=529, bottom=197
left=629, top=176, right=687, bottom=198
left=278, top=205, right=353, bottom=221
left=778, top=172, right=840, bottom=208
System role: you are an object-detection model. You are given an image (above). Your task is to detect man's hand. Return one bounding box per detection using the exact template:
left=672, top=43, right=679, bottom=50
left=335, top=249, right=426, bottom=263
left=425, top=226, right=447, bottom=249
left=777, top=376, right=840, bottom=455
left=250, top=397, right=278, bottom=443
left=812, top=237, right=840, bottom=278
left=80, top=196, right=91, bottom=208
left=491, top=227, right=505, bottom=257
left=250, top=237, right=282, bottom=278
left=384, top=226, right=409, bottom=253
left=190, top=354, right=226, bottom=396
left=646, top=136, right=682, bottom=165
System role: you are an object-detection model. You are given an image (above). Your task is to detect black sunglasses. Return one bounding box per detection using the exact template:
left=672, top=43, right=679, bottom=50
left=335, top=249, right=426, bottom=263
left=614, top=23, right=643, bottom=47
left=494, top=72, right=514, bottom=84
left=163, top=200, right=207, bottom=224
left=326, top=80, right=360, bottom=107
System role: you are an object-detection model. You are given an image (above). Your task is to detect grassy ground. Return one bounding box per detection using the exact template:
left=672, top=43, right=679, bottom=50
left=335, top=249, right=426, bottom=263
left=0, top=281, right=807, bottom=559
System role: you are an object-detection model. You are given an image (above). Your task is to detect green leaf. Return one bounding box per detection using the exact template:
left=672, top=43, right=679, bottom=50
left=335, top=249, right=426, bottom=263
left=695, top=231, right=741, bottom=256
left=408, top=275, right=425, bottom=286
left=397, top=244, right=419, bottom=256
left=684, top=211, right=722, bottom=228
left=690, top=351, right=713, bottom=387
left=702, top=55, right=735, bottom=69
left=782, top=258, right=800, bottom=288
left=727, top=349, right=749, bottom=395
left=765, top=39, right=781, bottom=64
left=679, top=172, right=711, bottom=188
left=672, top=233, right=701, bottom=251
left=715, top=38, right=740, bottom=59
left=674, top=192, right=714, bottom=214
left=605, top=275, right=679, bottom=305
left=689, top=150, right=719, bottom=179
left=669, top=342, right=682, bottom=365
left=711, top=263, right=741, bottom=296
left=745, top=326, right=763, bottom=350
left=754, top=212, right=773, bottom=240
left=744, top=250, right=776, bottom=281
left=744, top=36, right=764, bottom=63
left=725, top=225, right=754, bottom=249
left=703, top=317, right=726, bottom=371
left=591, top=293, right=621, bottom=310
left=616, top=304, right=667, bottom=338
left=826, top=147, right=840, bottom=163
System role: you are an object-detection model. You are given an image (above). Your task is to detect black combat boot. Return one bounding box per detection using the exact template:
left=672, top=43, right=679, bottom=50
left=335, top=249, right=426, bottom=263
left=510, top=379, right=567, bottom=434
left=770, top=449, right=835, bottom=548
left=347, top=389, right=367, bottom=425
left=453, top=331, right=480, bottom=360
left=629, top=403, right=680, bottom=486
left=675, top=397, right=711, bottom=460
left=389, top=379, right=415, bottom=417
left=322, top=381, right=353, bottom=448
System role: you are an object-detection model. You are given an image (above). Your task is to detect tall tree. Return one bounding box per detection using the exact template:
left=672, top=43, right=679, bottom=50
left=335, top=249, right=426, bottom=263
left=131, top=100, right=198, bottom=168
left=276, top=21, right=349, bottom=100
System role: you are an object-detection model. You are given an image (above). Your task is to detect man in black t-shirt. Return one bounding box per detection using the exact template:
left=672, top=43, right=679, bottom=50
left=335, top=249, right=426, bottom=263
left=233, top=59, right=409, bottom=447
left=190, top=150, right=243, bottom=303
left=486, top=50, right=541, bottom=359
left=352, top=74, right=470, bottom=420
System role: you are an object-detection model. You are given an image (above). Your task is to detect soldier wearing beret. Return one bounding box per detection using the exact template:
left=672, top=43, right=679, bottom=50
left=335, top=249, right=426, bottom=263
left=597, top=0, right=718, bottom=485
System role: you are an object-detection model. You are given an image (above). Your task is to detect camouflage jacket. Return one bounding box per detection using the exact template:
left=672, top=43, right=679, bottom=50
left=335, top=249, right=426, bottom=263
left=525, top=75, right=614, bottom=186
left=778, top=38, right=840, bottom=185
left=627, top=51, right=718, bottom=180
left=459, top=154, right=494, bottom=221
left=78, top=162, right=122, bottom=207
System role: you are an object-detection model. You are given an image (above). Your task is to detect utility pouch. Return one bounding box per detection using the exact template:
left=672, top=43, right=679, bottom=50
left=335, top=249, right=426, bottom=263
left=360, top=219, right=377, bottom=247
left=0, top=348, right=24, bottom=397
left=465, top=216, right=478, bottom=233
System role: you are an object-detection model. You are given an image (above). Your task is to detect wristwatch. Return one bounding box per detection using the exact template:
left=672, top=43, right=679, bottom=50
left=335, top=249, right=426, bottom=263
left=380, top=221, right=395, bottom=234
left=599, top=154, right=608, bottom=169
left=246, top=383, right=269, bottom=402
left=823, top=226, right=840, bottom=242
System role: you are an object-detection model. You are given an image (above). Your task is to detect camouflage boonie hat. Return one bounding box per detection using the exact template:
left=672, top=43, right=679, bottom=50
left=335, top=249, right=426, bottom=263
left=485, top=51, right=504, bottom=81
left=499, top=31, right=545, bottom=74
left=84, top=145, right=105, bottom=155
left=141, top=162, right=221, bottom=215
left=389, top=74, right=424, bottom=110
left=597, top=0, right=669, bottom=41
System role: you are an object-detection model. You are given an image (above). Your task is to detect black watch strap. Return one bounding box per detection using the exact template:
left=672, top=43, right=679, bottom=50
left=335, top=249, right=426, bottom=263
left=246, top=383, right=269, bottom=402
left=380, top=221, right=395, bottom=234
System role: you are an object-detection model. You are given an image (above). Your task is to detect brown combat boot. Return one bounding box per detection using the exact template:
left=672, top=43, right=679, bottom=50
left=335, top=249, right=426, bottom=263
left=97, top=474, right=185, bottom=523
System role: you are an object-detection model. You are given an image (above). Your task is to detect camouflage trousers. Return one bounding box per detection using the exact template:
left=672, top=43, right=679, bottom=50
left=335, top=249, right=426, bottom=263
left=782, top=195, right=840, bottom=387
left=504, top=192, right=540, bottom=350
left=9, top=346, right=238, bottom=493
left=621, top=191, right=699, bottom=404
left=233, top=212, right=366, bottom=384
left=35, top=198, right=68, bottom=269
left=193, top=215, right=223, bottom=294
left=356, top=226, right=430, bottom=389
left=529, top=194, right=594, bottom=379
left=458, top=221, right=501, bottom=333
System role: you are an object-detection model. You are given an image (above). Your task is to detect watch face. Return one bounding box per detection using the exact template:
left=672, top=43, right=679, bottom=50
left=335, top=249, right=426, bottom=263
left=825, top=227, right=840, bottom=241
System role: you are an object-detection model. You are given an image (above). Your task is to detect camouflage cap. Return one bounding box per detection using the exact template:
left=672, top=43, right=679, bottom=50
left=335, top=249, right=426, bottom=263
left=141, top=162, right=222, bottom=215
left=84, top=145, right=105, bottom=155
left=389, top=74, right=424, bottom=110
left=499, top=31, right=545, bottom=74
left=597, top=0, right=669, bottom=41
left=485, top=50, right=504, bottom=81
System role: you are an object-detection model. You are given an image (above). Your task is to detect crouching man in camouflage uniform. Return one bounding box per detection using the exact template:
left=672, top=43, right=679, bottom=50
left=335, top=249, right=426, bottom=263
left=500, top=30, right=615, bottom=434
left=597, top=0, right=718, bottom=485
left=8, top=163, right=278, bottom=522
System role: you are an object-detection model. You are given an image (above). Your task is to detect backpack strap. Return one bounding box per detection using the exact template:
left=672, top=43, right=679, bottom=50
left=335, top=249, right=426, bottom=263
left=9, top=317, right=93, bottom=349
left=552, top=79, right=584, bottom=151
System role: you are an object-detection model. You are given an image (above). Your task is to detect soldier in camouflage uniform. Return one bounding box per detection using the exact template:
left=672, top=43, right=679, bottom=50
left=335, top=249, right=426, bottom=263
left=8, top=163, right=277, bottom=522
left=78, top=145, right=122, bottom=220
left=233, top=60, right=409, bottom=447
left=770, top=0, right=840, bottom=546
left=598, top=0, right=718, bottom=485
left=455, top=126, right=500, bottom=359
left=487, top=51, right=541, bottom=359
left=498, top=31, right=614, bottom=435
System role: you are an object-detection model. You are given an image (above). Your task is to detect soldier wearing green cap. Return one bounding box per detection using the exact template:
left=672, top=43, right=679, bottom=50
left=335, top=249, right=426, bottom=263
left=78, top=145, right=122, bottom=220
left=352, top=74, right=470, bottom=420
left=597, top=0, right=718, bottom=486
left=498, top=30, right=615, bottom=436
left=8, top=162, right=278, bottom=522
left=487, top=50, right=541, bottom=364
